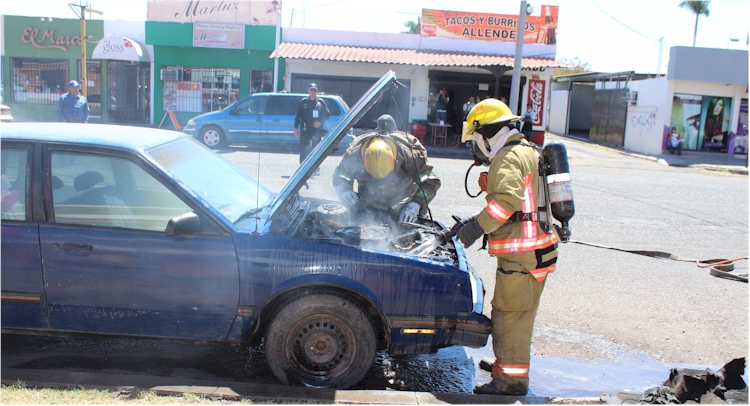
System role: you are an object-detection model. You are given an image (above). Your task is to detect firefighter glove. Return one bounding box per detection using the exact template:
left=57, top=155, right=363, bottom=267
left=457, top=220, right=484, bottom=248
left=339, top=191, right=359, bottom=206
left=399, top=202, right=420, bottom=223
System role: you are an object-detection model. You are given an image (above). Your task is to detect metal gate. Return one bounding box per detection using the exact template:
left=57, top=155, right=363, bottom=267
left=108, top=61, right=150, bottom=124
left=590, top=89, right=627, bottom=147
left=290, top=74, right=411, bottom=130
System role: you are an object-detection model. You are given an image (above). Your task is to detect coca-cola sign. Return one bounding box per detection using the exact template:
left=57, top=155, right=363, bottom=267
left=526, top=79, right=546, bottom=128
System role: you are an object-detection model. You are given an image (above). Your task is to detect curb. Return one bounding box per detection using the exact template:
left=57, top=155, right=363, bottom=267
left=0, top=368, right=600, bottom=404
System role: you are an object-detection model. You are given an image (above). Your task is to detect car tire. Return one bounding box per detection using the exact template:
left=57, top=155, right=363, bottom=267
left=264, top=292, right=376, bottom=388
left=199, top=126, right=226, bottom=149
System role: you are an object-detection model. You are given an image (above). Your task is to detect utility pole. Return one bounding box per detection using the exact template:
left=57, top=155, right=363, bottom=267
left=272, top=1, right=281, bottom=92
left=509, top=1, right=529, bottom=114
left=69, top=2, right=103, bottom=97
left=656, top=37, right=664, bottom=76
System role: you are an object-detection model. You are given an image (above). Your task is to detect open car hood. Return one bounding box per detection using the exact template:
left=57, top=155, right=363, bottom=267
left=267, top=71, right=398, bottom=223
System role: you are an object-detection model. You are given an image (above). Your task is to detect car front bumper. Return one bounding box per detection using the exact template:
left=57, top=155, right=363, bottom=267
left=388, top=312, right=492, bottom=354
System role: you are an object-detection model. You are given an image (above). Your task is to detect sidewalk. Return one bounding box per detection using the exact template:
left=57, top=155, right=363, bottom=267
left=551, top=132, right=748, bottom=175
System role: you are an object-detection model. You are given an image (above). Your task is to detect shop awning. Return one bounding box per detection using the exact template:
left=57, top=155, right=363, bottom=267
left=271, top=42, right=572, bottom=69
left=92, top=36, right=150, bottom=62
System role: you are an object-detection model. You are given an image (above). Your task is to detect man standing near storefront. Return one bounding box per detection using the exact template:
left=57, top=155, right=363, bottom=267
left=294, top=83, right=330, bottom=166
left=56, top=80, right=89, bottom=123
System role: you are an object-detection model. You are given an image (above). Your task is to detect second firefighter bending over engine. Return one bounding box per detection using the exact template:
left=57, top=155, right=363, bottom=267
left=456, top=98, right=559, bottom=396
left=333, top=114, right=441, bottom=223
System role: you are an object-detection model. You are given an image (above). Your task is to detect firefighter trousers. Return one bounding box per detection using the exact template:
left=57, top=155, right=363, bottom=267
left=489, top=264, right=546, bottom=395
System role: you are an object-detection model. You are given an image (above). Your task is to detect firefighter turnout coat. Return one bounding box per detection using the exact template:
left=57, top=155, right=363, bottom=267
left=333, top=131, right=440, bottom=216
left=476, top=132, right=558, bottom=279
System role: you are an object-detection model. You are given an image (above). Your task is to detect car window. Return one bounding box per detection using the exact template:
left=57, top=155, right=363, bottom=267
left=1, top=148, right=28, bottom=221
left=322, top=97, right=342, bottom=116
left=266, top=96, right=303, bottom=116
left=51, top=151, right=191, bottom=232
left=234, top=96, right=266, bottom=115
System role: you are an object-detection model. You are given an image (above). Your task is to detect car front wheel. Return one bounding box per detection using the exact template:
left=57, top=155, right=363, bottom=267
left=264, top=293, right=376, bottom=388
left=199, top=126, right=225, bottom=148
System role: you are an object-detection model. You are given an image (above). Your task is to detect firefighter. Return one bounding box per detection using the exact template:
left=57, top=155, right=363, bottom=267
left=456, top=99, right=559, bottom=396
left=333, top=114, right=440, bottom=223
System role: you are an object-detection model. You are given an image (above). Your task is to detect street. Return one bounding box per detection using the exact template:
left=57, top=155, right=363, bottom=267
left=2, top=134, right=747, bottom=397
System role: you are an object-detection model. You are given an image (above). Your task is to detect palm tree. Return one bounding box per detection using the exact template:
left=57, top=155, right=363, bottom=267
left=402, top=17, right=421, bottom=34
left=679, top=1, right=710, bottom=47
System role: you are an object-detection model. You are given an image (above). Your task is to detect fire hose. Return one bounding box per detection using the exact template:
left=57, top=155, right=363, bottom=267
left=569, top=240, right=748, bottom=283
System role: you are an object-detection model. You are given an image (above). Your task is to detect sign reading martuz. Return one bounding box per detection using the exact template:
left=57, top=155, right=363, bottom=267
left=421, top=6, right=558, bottom=43
left=147, top=0, right=279, bottom=26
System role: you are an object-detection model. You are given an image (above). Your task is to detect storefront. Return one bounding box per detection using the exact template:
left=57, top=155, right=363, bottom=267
left=274, top=6, right=566, bottom=139
left=2, top=15, right=104, bottom=122
left=91, top=22, right=153, bottom=125
left=144, top=0, right=282, bottom=128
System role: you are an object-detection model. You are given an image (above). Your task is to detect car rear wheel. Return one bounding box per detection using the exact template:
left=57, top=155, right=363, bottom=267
left=264, top=293, right=376, bottom=388
left=200, top=126, right=225, bottom=148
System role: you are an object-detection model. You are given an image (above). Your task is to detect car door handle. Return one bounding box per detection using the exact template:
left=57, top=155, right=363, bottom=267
left=62, top=243, right=92, bottom=253
left=273, top=118, right=280, bottom=122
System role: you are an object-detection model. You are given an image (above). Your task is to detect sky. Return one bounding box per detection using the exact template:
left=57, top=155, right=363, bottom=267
left=3, top=0, right=748, bottom=74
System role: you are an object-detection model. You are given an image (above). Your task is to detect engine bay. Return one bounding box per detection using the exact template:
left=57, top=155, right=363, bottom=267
left=290, top=200, right=458, bottom=265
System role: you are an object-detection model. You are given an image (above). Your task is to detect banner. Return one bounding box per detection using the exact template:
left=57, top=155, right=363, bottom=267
left=421, top=5, right=558, bottom=43
left=147, top=0, right=279, bottom=25
left=193, top=22, right=245, bottom=49
left=699, top=96, right=732, bottom=150
left=670, top=94, right=702, bottom=150
left=526, top=79, right=546, bottom=128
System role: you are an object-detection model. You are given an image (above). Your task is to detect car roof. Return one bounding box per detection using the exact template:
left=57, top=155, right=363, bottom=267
left=1, top=123, right=189, bottom=152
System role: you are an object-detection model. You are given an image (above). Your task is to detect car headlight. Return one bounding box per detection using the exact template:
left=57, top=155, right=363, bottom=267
left=187, top=119, right=196, bottom=127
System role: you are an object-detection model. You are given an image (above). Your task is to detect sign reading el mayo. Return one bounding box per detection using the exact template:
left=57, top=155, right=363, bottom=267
left=421, top=6, right=558, bottom=44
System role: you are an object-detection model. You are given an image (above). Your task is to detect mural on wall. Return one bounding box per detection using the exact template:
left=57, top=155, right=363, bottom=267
left=734, top=99, right=748, bottom=154
left=671, top=94, right=734, bottom=151
left=670, top=94, right=702, bottom=150
left=699, top=96, right=732, bottom=150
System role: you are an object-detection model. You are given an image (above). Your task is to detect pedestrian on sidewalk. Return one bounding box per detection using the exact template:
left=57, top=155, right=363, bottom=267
left=457, top=98, right=558, bottom=396
left=668, top=126, right=684, bottom=155
left=56, top=80, right=89, bottom=123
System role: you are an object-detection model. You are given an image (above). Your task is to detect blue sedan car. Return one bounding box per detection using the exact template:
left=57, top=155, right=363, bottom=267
left=1, top=72, right=491, bottom=389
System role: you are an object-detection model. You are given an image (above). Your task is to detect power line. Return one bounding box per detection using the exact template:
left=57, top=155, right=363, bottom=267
left=586, top=0, right=657, bottom=41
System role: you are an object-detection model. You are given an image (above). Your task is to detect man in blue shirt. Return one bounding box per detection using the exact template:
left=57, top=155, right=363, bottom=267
left=56, top=80, right=89, bottom=123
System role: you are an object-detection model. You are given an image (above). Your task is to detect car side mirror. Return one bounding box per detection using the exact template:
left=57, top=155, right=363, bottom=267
left=165, top=212, right=202, bottom=236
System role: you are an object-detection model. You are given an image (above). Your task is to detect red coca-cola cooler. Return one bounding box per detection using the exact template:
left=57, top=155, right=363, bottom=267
left=411, top=123, right=427, bottom=140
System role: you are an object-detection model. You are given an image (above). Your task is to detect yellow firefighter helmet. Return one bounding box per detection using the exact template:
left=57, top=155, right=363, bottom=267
left=461, top=98, right=520, bottom=143
left=361, top=136, right=398, bottom=179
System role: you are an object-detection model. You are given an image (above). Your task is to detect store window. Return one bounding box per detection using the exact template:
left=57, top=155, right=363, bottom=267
left=162, top=66, right=240, bottom=113
left=78, top=60, right=103, bottom=119
left=10, top=58, right=69, bottom=104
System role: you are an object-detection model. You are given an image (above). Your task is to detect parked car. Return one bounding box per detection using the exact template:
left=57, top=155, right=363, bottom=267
left=183, top=92, right=352, bottom=149
left=1, top=104, right=13, bottom=123
left=0, top=72, right=491, bottom=389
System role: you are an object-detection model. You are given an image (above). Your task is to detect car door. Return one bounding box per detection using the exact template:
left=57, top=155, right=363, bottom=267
left=1, top=143, right=48, bottom=329
left=38, top=146, right=240, bottom=340
left=224, top=95, right=266, bottom=143
left=263, top=95, right=302, bottom=143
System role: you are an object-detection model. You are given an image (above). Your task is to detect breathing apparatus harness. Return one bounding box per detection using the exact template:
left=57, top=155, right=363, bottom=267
left=464, top=124, right=574, bottom=243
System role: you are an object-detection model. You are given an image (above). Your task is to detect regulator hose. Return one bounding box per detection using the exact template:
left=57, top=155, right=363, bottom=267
left=464, top=162, right=483, bottom=198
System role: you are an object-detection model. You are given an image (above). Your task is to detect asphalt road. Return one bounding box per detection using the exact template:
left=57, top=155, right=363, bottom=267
left=219, top=134, right=748, bottom=368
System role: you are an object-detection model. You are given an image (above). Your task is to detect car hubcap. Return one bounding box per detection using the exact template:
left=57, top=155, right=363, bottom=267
left=204, top=131, right=220, bottom=146
left=291, top=317, right=352, bottom=375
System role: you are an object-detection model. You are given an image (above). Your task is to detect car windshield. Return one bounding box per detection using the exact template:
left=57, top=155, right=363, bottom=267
left=147, top=138, right=273, bottom=224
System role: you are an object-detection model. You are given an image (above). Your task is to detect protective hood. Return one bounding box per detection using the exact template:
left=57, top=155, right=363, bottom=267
left=267, top=71, right=399, bottom=223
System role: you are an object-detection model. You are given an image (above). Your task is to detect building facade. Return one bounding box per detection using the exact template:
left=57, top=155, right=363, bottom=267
left=145, top=21, right=281, bottom=127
